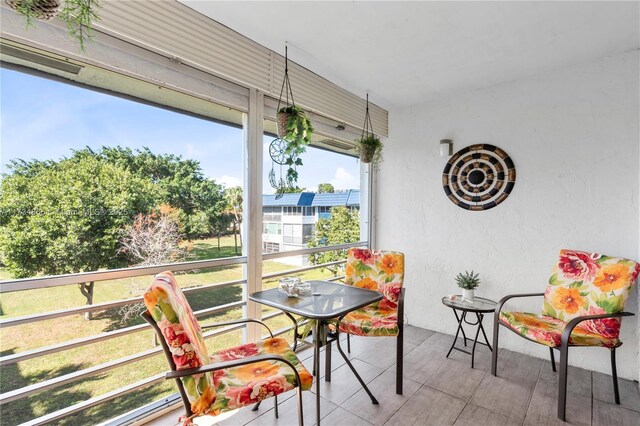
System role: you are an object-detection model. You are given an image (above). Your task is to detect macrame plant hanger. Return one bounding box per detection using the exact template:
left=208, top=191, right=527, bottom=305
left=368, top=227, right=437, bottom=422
left=276, top=45, right=296, bottom=121
left=362, top=93, right=375, bottom=141
left=357, top=93, right=379, bottom=164
left=269, top=44, right=298, bottom=199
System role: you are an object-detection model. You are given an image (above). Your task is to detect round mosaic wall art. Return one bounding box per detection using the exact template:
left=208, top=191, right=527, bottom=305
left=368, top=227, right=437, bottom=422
left=442, top=144, right=516, bottom=211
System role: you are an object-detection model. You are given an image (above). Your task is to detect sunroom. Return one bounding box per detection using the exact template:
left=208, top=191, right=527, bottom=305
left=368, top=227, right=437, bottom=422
left=0, top=2, right=638, bottom=426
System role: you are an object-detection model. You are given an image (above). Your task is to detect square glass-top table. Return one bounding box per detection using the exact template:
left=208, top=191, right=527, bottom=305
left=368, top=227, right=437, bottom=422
left=250, top=280, right=382, bottom=425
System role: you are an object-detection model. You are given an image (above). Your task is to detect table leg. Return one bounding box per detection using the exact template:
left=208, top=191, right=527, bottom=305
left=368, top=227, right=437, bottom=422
left=446, top=310, right=467, bottom=358
left=478, top=313, right=493, bottom=351
left=452, top=308, right=468, bottom=346
left=471, top=313, right=483, bottom=369
left=335, top=324, right=379, bottom=404
left=314, top=320, right=322, bottom=425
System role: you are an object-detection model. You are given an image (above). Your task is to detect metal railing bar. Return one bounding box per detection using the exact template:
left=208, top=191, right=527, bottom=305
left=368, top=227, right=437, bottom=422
left=2, top=323, right=245, bottom=404
left=0, top=301, right=246, bottom=366
left=272, top=324, right=295, bottom=338
left=2, top=258, right=353, bottom=421
left=262, top=310, right=284, bottom=320
left=0, top=279, right=245, bottom=329
left=2, top=347, right=163, bottom=404
left=261, top=241, right=365, bottom=260
left=18, top=373, right=167, bottom=426
left=1, top=242, right=357, bottom=294
left=0, top=255, right=247, bottom=293
left=97, top=392, right=183, bottom=426
left=193, top=300, right=245, bottom=321
left=262, top=260, right=345, bottom=280
left=2, top=271, right=342, bottom=365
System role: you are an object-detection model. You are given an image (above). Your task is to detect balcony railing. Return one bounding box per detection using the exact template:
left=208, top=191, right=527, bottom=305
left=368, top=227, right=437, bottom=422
left=0, top=241, right=364, bottom=426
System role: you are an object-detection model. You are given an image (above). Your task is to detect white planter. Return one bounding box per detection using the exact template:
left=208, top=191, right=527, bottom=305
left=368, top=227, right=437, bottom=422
left=462, top=289, right=475, bottom=300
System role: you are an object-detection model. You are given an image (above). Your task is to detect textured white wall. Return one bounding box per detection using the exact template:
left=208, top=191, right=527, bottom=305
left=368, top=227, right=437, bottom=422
left=377, top=50, right=639, bottom=380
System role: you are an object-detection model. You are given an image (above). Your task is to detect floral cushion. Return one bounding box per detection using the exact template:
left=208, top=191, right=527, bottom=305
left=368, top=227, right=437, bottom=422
left=499, top=311, right=620, bottom=348
left=338, top=303, right=399, bottom=336
left=144, top=272, right=216, bottom=414
left=340, top=249, right=403, bottom=336
left=542, top=249, right=639, bottom=339
left=345, top=248, right=404, bottom=311
left=144, top=271, right=312, bottom=417
left=207, top=337, right=313, bottom=414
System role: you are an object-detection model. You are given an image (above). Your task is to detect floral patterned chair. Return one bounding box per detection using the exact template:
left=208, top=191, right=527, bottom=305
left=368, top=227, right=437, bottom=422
left=333, top=248, right=405, bottom=394
left=142, top=271, right=313, bottom=425
left=492, top=249, right=639, bottom=421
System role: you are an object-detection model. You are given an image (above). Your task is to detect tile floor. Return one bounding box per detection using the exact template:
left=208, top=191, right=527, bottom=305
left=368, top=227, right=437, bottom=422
left=145, top=325, right=640, bottom=426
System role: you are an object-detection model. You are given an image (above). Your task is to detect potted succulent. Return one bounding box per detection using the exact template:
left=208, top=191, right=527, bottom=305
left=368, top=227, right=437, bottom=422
left=455, top=270, right=480, bottom=301
left=355, top=134, right=383, bottom=167
left=276, top=105, right=314, bottom=185
left=6, top=0, right=100, bottom=49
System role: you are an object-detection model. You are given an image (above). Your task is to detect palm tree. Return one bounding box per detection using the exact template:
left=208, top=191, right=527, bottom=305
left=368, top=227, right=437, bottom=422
left=224, top=186, right=243, bottom=255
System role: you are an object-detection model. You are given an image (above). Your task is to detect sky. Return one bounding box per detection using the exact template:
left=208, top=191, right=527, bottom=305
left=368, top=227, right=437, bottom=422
left=0, top=68, right=360, bottom=193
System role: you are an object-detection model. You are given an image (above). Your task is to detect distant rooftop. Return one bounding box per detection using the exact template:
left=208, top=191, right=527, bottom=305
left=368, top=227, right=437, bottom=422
left=263, top=190, right=359, bottom=207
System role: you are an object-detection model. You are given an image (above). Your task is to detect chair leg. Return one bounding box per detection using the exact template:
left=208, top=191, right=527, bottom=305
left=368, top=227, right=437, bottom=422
left=557, top=344, right=569, bottom=421
left=251, top=401, right=261, bottom=411
left=296, top=386, right=304, bottom=426
left=491, top=322, right=499, bottom=376
left=396, top=329, right=404, bottom=395
left=549, top=347, right=557, bottom=372
left=325, top=340, right=332, bottom=382
left=274, top=395, right=279, bottom=419
left=347, top=333, right=351, bottom=353
left=611, top=347, right=620, bottom=405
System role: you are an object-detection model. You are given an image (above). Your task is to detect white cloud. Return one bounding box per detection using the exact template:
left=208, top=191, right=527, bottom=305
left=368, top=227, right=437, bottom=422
left=330, top=167, right=359, bottom=190
left=217, top=175, right=242, bottom=188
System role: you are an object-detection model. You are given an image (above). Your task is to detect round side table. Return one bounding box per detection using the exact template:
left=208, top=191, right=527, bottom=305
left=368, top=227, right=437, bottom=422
left=441, top=295, right=497, bottom=368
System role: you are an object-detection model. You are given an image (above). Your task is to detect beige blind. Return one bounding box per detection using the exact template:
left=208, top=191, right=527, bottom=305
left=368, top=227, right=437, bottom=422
left=95, top=0, right=388, bottom=136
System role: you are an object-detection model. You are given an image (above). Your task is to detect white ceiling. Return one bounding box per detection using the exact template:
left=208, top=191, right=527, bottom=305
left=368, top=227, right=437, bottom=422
left=181, top=1, right=639, bottom=110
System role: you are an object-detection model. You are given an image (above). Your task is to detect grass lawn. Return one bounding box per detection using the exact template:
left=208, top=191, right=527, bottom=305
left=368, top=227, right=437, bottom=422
left=0, top=236, right=343, bottom=425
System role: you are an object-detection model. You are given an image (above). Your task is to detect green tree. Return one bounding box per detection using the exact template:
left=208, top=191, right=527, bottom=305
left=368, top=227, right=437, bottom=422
left=224, top=186, right=243, bottom=255
left=0, top=156, right=156, bottom=319
left=71, top=146, right=226, bottom=239
left=317, top=183, right=334, bottom=193
left=307, top=207, right=360, bottom=273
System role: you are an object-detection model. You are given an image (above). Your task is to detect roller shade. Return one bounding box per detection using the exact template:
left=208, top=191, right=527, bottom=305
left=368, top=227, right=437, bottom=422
left=95, top=0, right=388, bottom=136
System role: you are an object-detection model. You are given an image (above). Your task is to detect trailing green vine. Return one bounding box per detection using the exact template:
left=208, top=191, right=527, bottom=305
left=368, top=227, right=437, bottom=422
left=8, top=0, right=100, bottom=50
left=277, top=105, right=314, bottom=185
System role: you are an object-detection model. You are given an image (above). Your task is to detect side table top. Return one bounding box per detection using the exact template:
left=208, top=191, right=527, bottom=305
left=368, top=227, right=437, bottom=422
left=441, top=295, right=497, bottom=312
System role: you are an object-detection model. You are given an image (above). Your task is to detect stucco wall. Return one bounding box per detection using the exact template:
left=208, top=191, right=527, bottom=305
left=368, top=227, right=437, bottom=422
left=377, top=50, right=639, bottom=380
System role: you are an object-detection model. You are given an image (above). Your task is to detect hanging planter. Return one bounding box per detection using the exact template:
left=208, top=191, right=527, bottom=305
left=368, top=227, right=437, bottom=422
left=354, top=94, right=383, bottom=168
left=6, top=0, right=60, bottom=20
left=269, top=45, right=314, bottom=198
left=6, top=0, right=100, bottom=49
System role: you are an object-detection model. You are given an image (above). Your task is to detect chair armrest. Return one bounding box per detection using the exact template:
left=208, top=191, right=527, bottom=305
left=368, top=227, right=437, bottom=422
left=561, top=312, right=635, bottom=347
left=202, top=318, right=274, bottom=338
left=495, top=292, right=545, bottom=316
left=165, top=353, right=303, bottom=387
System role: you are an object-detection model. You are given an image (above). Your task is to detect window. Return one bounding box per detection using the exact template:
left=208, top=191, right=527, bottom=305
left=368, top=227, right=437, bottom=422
left=283, top=206, right=302, bottom=216
left=263, top=223, right=282, bottom=235
left=263, top=206, right=282, bottom=222
left=0, top=66, right=247, bottom=425
left=303, top=207, right=315, bottom=216
left=263, top=242, right=280, bottom=253
left=302, top=224, right=315, bottom=242
left=283, top=223, right=304, bottom=244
